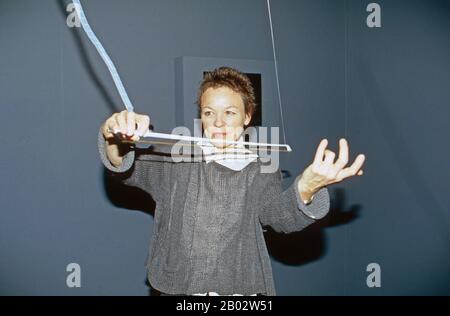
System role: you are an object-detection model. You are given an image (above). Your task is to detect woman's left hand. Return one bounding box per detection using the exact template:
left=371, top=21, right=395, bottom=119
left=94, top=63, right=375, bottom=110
left=297, top=138, right=366, bottom=202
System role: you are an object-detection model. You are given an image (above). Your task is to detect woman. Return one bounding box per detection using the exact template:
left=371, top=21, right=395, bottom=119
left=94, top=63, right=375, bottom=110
left=98, top=67, right=365, bottom=296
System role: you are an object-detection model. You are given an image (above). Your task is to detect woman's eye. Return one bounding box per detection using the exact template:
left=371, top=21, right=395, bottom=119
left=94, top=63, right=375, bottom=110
left=226, top=111, right=236, bottom=115
left=203, top=111, right=212, bottom=116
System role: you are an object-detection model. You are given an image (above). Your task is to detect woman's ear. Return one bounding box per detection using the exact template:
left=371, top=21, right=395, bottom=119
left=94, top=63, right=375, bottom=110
left=244, top=113, right=252, bottom=126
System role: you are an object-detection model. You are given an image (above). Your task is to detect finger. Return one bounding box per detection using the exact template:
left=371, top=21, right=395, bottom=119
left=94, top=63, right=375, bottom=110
left=313, top=138, right=328, bottom=168
left=130, top=134, right=140, bottom=142
left=136, top=115, right=150, bottom=137
left=126, top=111, right=136, bottom=136
left=117, top=111, right=127, bottom=135
left=103, top=127, right=114, bottom=139
left=350, top=154, right=366, bottom=172
left=103, top=115, right=117, bottom=138
left=105, top=113, right=123, bottom=136
left=334, top=138, right=349, bottom=170
left=323, top=149, right=336, bottom=168
left=337, top=154, right=366, bottom=180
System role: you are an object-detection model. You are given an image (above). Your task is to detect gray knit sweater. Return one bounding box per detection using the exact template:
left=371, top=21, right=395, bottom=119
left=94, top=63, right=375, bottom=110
left=97, top=129, right=330, bottom=296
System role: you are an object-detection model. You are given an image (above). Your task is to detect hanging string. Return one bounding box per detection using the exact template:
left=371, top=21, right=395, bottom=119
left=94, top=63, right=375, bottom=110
left=72, top=0, right=134, bottom=112
left=266, top=0, right=287, bottom=146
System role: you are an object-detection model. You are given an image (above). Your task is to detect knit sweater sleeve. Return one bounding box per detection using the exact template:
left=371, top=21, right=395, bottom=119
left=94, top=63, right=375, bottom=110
left=257, top=168, right=330, bottom=234
left=97, top=127, right=164, bottom=201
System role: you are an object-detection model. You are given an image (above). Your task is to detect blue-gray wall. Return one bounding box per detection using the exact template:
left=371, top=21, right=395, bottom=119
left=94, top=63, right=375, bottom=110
left=0, top=0, right=448, bottom=295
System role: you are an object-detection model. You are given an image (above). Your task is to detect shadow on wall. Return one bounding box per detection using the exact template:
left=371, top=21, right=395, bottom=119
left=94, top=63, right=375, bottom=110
left=102, top=168, right=156, bottom=218
left=264, top=188, right=361, bottom=265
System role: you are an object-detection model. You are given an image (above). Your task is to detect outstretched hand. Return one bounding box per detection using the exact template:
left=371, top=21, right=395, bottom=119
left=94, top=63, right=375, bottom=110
left=297, top=138, right=365, bottom=203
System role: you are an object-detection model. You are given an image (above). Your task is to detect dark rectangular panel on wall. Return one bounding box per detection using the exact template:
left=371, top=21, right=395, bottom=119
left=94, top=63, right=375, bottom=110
left=174, top=56, right=279, bottom=136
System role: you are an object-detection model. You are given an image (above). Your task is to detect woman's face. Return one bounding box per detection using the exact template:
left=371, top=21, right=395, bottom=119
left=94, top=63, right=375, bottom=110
left=200, top=86, right=251, bottom=149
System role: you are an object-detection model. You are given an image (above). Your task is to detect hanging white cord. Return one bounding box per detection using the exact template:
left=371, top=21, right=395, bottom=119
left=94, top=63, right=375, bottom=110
left=72, top=0, right=134, bottom=112
left=267, top=0, right=287, bottom=146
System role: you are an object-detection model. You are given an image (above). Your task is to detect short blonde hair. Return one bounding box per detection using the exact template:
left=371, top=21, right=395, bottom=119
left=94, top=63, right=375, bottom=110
left=197, top=66, right=256, bottom=119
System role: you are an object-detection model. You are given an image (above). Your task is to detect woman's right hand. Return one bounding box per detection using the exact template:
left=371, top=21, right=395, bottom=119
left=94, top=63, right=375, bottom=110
left=102, top=110, right=151, bottom=142
left=101, top=110, right=150, bottom=167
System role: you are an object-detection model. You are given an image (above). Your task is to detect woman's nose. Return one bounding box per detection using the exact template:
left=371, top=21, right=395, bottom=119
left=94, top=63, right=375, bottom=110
left=214, top=116, right=224, bottom=127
